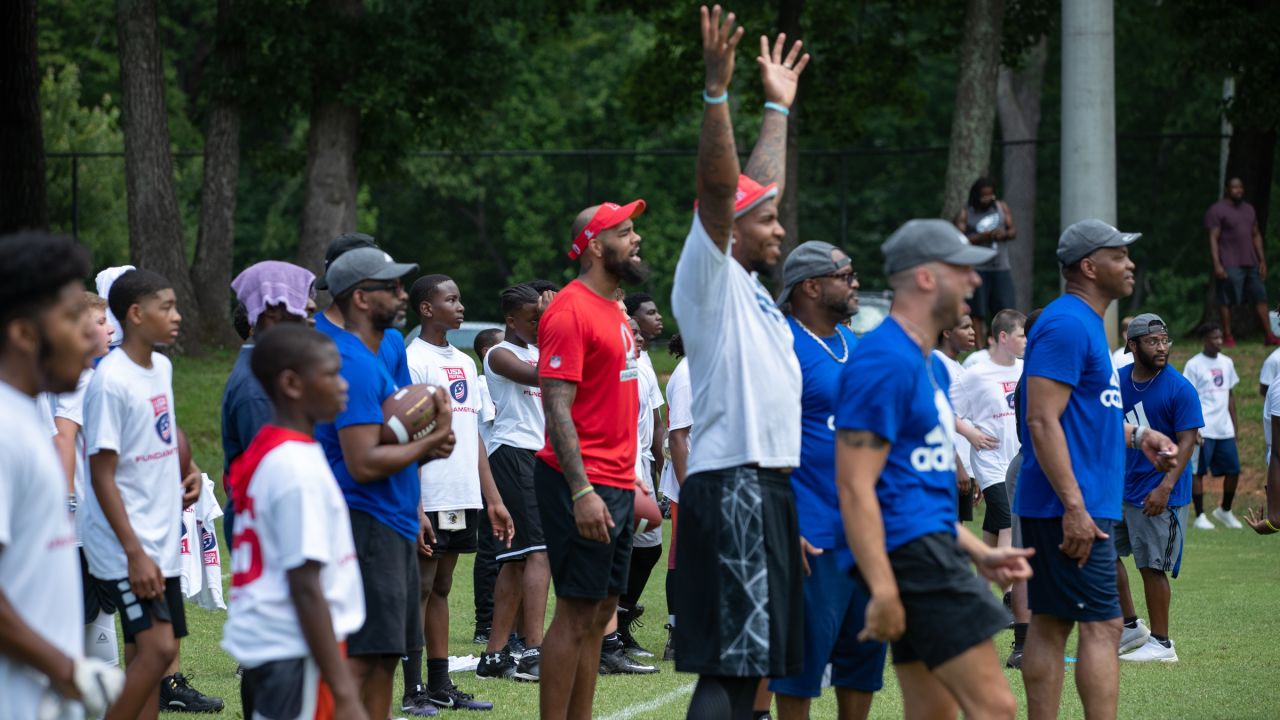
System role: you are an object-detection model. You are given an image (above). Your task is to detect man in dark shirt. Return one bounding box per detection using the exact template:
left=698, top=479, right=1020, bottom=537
left=1206, top=177, right=1277, bottom=346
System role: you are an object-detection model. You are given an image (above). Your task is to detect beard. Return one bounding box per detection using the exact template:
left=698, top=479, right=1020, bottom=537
left=372, top=303, right=404, bottom=332
left=1134, top=344, right=1166, bottom=372
left=604, top=244, right=651, bottom=285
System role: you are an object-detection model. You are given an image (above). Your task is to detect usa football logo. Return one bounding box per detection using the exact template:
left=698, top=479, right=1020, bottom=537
left=151, top=394, right=172, bottom=444
left=1211, top=368, right=1224, bottom=387
left=444, top=367, right=468, bottom=403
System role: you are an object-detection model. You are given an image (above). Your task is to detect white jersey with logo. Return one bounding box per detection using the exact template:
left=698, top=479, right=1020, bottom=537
left=1182, top=352, right=1239, bottom=439
left=483, top=341, right=545, bottom=452
left=933, top=350, right=974, bottom=476
left=956, top=357, right=1023, bottom=489
left=406, top=338, right=483, bottom=511
left=0, top=382, right=83, bottom=719
left=222, top=438, right=365, bottom=668
left=81, top=350, right=183, bottom=579
left=671, top=213, right=801, bottom=473
left=475, top=374, right=496, bottom=450
left=39, top=369, right=94, bottom=545
left=962, top=348, right=989, bottom=369
left=659, top=358, right=692, bottom=503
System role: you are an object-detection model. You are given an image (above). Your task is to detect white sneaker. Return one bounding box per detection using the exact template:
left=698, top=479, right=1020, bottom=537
left=1118, top=619, right=1151, bottom=655
left=1120, top=637, right=1178, bottom=662
left=1193, top=513, right=1216, bottom=530
left=1212, top=507, right=1243, bottom=529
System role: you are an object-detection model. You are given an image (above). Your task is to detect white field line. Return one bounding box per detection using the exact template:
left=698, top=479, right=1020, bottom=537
left=598, top=681, right=697, bottom=720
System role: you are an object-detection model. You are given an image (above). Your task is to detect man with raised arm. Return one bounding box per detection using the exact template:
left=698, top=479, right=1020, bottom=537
left=670, top=6, right=809, bottom=718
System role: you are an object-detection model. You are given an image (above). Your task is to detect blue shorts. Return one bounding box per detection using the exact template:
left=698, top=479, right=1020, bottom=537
left=768, top=552, right=886, bottom=698
left=1195, top=437, right=1240, bottom=477
left=1021, top=517, right=1121, bottom=622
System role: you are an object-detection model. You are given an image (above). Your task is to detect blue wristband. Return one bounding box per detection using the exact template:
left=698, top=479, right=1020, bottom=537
left=703, top=89, right=729, bottom=105
left=764, top=101, right=790, bottom=116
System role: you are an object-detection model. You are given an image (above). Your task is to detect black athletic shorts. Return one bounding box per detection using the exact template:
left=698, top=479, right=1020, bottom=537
left=99, top=575, right=188, bottom=644
left=1022, top=516, right=1121, bottom=622
left=958, top=483, right=974, bottom=522
left=982, top=481, right=1012, bottom=534
left=874, top=532, right=1008, bottom=669
left=490, top=444, right=546, bottom=562
left=427, top=509, right=479, bottom=554
left=534, top=460, right=633, bottom=601
left=672, top=465, right=804, bottom=679
left=972, top=269, right=1017, bottom=324
left=347, top=509, right=423, bottom=657
left=241, top=655, right=334, bottom=720
left=81, top=549, right=116, bottom=624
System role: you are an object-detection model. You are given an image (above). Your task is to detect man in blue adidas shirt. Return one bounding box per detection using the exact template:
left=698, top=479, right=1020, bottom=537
left=1018, top=220, right=1178, bottom=720
left=315, top=246, right=456, bottom=720
left=1114, top=313, right=1202, bottom=663
left=770, top=241, right=886, bottom=720
left=837, top=219, right=1033, bottom=719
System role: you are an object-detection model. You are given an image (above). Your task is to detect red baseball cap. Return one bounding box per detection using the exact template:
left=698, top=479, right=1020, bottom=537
left=569, top=200, right=646, bottom=260
left=692, top=175, right=780, bottom=219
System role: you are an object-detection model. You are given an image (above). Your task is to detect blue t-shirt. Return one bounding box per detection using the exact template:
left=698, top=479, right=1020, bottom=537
left=836, top=318, right=958, bottom=554
left=789, top=316, right=858, bottom=550
left=1016, top=294, right=1125, bottom=520
left=1120, top=365, right=1203, bottom=508
left=220, top=344, right=273, bottom=478
left=315, top=313, right=420, bottom=541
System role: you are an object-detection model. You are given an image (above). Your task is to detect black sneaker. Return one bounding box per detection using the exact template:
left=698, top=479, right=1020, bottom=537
left=473, top=625, right=490, bottom=645
left=618, top=606, right=654, bottom=658
left=475, top=651, right=516, bottom=680
left=506, top=634, right=527, bottom=659
left=599, top=646, right=659, bottom=675
left=401, top=684, right=441, bottom=717
left=428, top=682, right=494, bottom=711
left=514, top=647, right=541, bottom=682
left=662, top=624, right=676, bottom=662
left=1006, top=648, right=1024, bottom=670
left=160, top=672, right=225, bottom=713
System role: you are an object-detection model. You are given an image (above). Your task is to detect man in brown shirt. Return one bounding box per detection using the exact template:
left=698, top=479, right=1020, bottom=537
left=1206, top=177, right=1277, bottom=346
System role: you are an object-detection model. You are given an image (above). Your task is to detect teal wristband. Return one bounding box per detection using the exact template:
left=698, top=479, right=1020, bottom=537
left=703, top=89, right=729, bottom=105
left=764, top=101, right=790, bottom=116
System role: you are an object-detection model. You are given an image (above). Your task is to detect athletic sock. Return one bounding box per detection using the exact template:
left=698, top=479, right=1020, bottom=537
left=1193, top=493, right=1204, bottom=516
left=622, top=544, right=663, bottom=607
left=426, top=658, right=450, bottom=692
left=1123, top=616, right=1138, bottom=629
left=1151, top=633, right=1171, bottom=647
left=602, top=632, right=622, bottom=653
left=1013, top=622, right=1028, bottom=651
left=1222, top=492, right=1235, bottom=512
left=401, top=650, right=423, bottom=692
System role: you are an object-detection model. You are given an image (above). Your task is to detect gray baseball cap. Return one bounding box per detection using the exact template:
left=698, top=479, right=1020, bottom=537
left=776, top=241, right=852, bottom=306
left=1057, top=219, right=1142, bottom=266
left=1126, top=313, right=1168, bottom=340
left=314, top=233, right=379, bottom=290
left=324, top=246, right=418, bottom=298
left=881, top=219, right=996, bottom=275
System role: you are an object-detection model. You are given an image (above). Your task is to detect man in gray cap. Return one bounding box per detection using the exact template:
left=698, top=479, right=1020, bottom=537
left=837, top=219, right=1033, bottom=719
left=1017, top=219, right=1178, bottom=720
left=1113, top=313, right=1202, bottom=664
left=771, top=241, right=888, bottom=720
left=314, top=246, right=456, bottom=720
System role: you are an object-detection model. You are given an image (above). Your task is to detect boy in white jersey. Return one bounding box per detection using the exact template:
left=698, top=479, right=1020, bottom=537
left=224, top=324, right=366, bottom=719
left=956, top=308, right=1025, bottom=552
left=934, top=315, right=997, bottom=521
left=0, top=233, right=123, bottom=720
left=83, top=269, right=200, bottom=720
left=476, top=283, right=554, bottom=681
left=403, top=275, right=512, bottom=712
left=470, top=328, right=504, bottom=645
left=1182, top=323, right=1243, bottom=529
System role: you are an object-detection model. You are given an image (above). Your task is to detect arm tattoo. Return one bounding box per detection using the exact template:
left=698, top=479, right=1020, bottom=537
left=697, top=106, right=740, bottom=249
left=540, top=378, right=591, bottom=492
left=838, top=430, right=889, bottom=449
left=744, top=112, right=787, bottom=193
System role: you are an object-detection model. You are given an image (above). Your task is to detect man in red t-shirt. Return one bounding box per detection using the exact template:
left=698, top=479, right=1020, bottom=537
left=535, top=199, right=648, bottom=720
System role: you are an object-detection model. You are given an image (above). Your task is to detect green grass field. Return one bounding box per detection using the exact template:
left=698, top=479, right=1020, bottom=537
left=163, top=339, right=1280, bottom=719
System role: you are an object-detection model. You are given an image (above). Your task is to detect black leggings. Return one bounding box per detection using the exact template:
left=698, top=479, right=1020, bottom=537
left=687, top=675, right=758, bottom=719
left=621, top=544, right=662, bottom=608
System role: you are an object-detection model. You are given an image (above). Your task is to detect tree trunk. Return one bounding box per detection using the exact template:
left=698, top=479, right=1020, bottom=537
left=117, top=0, right=201, bottom=348
left=1225, top=127, right=1275, bottom=237
left=772, top=0, right=803, bottom=294
left=296, top=0, right=363, bottom=276
left=191, top=0, right=242, bottom=348
left=941, top=0, right=1006, bottom=221
left=0, top=0, right=47, bottom=233
left=996, top=37, right=1047, bottom=313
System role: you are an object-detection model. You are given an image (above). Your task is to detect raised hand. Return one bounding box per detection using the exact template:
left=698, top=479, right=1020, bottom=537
left=701, top=5, right=745, bottom=95
left=757, top=33, right=810, bottom=107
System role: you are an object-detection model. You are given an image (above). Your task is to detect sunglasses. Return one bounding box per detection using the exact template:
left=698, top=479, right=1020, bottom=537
left=355, top=280, right=402, bottom=295
left=815, top=271, right=858, bottom=286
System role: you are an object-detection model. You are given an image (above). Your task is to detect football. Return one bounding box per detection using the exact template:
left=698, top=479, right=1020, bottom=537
left=381, top=384, right=440, bottom=445
left=635, top=488, right=663, bottom=534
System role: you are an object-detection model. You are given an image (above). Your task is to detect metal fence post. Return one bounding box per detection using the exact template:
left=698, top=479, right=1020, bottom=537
left=71, top=154, right=79, bottom=240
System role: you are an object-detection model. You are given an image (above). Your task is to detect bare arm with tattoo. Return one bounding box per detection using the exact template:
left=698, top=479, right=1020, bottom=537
left=834, top=429, right=903, bottom=642
left=697, top=5, right=745, bottom=252
left=743, top=34, right=808, bottom=194
left=541, top=377, right=614, bottom=543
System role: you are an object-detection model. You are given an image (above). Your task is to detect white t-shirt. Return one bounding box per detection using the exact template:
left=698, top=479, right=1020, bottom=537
left=475, top=375, right=496, bottom=450
left=0, top=382, right=83, bottom=718
left=406, top=338, right=484, bottom=512
left=1111, top=347, right=1134, bottom=371
left=962, top=348, right=990, bottom=369
left=659, top=358, right=692, bottom=503
left=956, top=357, right=1023, bottom=489
left=40, top=369, right=94, bottom=544
left=671, top=213, right=801, bottom=473
left=1265, top=381, right=1280, bottom=461
left=934, top=351, right=974, bottom=476
left=81, top=350, right=183, bottom=578
left=1183, top=352, right=1239, bottom=439
left=222, top=436, right=364, bottom=668
left=1260, top=348, right=1280, bottom=420
left=483, top=341, right=545, bottom=452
